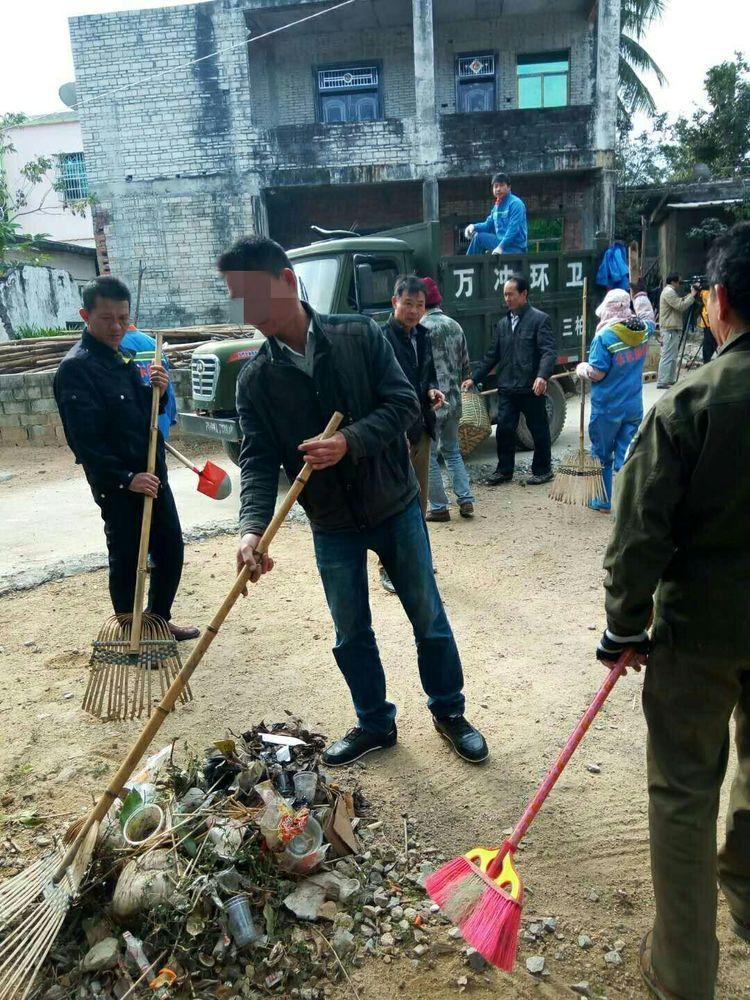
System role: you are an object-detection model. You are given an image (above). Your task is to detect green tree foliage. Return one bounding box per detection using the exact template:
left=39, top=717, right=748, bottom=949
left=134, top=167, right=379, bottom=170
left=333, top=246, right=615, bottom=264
left=619, top=0, right=667, bottom=121
left=0, top=113, right=54, bottom=268
left=666, top=53, right=750, bottom=179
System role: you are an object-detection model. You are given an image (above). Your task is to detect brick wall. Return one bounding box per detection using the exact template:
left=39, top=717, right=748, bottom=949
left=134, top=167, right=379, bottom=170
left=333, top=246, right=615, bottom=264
left=0, top=369, right=194, bottom=448
left=434, top=12, right=594, bottom=114
left=248, top=25, right=417, bottom=127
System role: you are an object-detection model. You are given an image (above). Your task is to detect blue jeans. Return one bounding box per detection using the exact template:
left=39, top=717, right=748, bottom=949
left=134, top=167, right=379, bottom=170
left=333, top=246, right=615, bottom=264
left=466, top=232, right=500, bottom=254
left=589, top=410, right=641, bottom=502
left=428, top=412, right=475, bottom=511
left=312, top=498, right=465, bottom=735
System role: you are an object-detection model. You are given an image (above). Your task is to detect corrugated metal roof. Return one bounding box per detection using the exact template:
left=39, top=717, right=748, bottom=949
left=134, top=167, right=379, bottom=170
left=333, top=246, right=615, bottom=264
left=666, top=199, right=743, bottom=210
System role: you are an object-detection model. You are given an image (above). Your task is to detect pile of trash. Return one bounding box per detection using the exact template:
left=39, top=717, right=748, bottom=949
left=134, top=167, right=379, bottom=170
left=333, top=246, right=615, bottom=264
left=35, top=720, right=459, bottom=1000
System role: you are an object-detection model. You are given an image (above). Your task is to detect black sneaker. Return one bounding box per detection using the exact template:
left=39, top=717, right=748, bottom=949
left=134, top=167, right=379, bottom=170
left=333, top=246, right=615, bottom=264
left=487, top=469, right=513, bottom=485
left=731, top=913, right=750, bottom=943
left=433, top=715, right=489, bottom=763
left=525, top=471, right=554, bottom=486
left=322, top=725, right=397, bottom=767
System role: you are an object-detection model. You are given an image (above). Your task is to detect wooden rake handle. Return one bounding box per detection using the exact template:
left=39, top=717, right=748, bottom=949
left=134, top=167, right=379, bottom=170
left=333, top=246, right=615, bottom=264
left=487, top=648, right=633, bottom=878
left=129, top=333, right=164, bottom=653
left=54, top=411, right=344, bottom=882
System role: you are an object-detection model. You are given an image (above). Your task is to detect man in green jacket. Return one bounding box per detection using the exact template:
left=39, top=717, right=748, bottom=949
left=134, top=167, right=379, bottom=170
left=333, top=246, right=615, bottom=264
left=597, top=222, right=750, bottom=999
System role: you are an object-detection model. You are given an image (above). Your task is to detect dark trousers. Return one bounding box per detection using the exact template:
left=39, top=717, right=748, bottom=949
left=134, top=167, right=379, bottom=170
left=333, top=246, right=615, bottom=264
left=644, top=621, right=750, bottom=999
left=313, top=498, right=465, bottom=735
left=495, top=390, right=551, bottom=477
left=97, top=484, right=184, bottom=621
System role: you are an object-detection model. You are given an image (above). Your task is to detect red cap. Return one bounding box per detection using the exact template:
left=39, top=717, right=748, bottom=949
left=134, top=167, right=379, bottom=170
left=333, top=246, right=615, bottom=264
left=421, top=276, right=442, bottom=308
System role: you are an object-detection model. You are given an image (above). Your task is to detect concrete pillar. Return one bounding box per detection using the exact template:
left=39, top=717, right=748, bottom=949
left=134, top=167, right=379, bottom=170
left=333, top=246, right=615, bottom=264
left=412, top=0, right=440, bottom=220
left=592, top=0, right=620, bottom=241
left=422, top=177, right=439, bottom=223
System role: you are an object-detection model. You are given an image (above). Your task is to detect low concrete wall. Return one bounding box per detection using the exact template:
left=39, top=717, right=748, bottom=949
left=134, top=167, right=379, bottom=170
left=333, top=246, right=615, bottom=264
left=0, top=367, right=194, bottom=447
left=0, top=265, right=84, bottom=341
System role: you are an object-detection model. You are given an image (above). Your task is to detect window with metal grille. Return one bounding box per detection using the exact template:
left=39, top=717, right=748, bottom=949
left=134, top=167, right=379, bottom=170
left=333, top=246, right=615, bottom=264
left=455, top=52, right=496, bottom=113
left=57, top=152, right=89, bottom=202
left=316, top=63, right=382, bottom=123
left=517, top=52, right=569, bottom=109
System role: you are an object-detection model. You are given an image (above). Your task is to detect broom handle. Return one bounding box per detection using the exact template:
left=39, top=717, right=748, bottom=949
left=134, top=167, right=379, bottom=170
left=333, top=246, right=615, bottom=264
left=164, top=439, right=201, bottom=475
left=129, top=333, right=164, bottom=653
left=487, top=649, right=632, bottom=878
left=578, top=278, right=588, bottom=456
left=53, top=411, right=344, bottom=882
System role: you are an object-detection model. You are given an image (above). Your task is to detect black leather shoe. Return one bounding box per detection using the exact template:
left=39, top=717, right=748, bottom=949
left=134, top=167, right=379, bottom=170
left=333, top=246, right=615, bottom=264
left=525, top=471, right=554, bottom=486
left=168, top=622, right=201, bottom=641
left=433, top=715, right=488, bottom=763
left=322, top=725, right=397, bottom=767
left=487, top=470, right=513, bottom=485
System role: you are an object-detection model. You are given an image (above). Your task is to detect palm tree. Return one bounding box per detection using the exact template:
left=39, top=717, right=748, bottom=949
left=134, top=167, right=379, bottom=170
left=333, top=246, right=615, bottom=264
left=619, top=0, right=668, bottom=119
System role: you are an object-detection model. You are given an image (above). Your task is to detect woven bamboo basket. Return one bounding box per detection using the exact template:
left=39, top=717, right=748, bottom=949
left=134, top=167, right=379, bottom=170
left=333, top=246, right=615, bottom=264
left=458, top=390, right=491, bottom=456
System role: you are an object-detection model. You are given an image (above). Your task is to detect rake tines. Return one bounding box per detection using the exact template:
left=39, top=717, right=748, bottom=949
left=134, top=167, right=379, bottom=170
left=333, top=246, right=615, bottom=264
left=0, top=824, right=98, bottom=1000
left=83, top=613, right=190, bottom=721
left=548, top=449, right=607, bottom=507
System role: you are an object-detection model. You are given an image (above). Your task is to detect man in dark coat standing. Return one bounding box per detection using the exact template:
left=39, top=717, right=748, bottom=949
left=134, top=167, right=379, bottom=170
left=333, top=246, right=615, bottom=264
left=462, top=273, right=556, bottom=485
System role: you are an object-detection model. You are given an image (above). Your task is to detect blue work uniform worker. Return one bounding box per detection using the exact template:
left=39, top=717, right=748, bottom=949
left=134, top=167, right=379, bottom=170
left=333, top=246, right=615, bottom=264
left=578, top=301, right=655, bottom=511
left=465, top=173, right=528, bottom=255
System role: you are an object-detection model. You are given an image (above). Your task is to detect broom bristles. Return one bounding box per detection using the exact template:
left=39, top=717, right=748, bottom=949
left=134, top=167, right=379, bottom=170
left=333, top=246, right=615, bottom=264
left=549, top=449, right=607, bottom=507
left=426, top=856, right=522, bottom=972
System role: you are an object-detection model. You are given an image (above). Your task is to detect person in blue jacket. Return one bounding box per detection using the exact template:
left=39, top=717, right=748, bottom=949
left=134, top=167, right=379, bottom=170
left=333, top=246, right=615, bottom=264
left=464, top=173, right=528, bottom=255
left=576, top=288, right=655, bottom=513
left=121, top=325, right=177, bottom=440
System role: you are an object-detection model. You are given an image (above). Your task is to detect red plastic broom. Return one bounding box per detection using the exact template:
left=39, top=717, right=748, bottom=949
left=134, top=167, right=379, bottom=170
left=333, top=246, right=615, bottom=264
left=426, top=651, right=634, bottom=971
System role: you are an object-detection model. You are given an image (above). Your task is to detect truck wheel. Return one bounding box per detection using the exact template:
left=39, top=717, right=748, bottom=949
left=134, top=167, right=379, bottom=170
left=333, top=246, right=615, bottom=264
left=516, top=379, right=567, bottom=449
left=223, top=440, right=242, bottom=466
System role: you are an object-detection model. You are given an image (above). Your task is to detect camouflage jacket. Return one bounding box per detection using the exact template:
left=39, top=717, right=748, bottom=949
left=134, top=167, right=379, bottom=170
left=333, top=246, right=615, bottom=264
left=420, top=307, right=471, bottom=419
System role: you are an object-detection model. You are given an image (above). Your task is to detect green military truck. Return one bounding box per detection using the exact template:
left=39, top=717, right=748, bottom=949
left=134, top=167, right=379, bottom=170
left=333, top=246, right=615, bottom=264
left=178, top=222, right=597, bottom=463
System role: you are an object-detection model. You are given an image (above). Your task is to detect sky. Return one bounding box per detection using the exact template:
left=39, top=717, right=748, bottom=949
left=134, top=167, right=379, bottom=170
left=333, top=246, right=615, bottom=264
left=0, top=0, right=748, bottom=120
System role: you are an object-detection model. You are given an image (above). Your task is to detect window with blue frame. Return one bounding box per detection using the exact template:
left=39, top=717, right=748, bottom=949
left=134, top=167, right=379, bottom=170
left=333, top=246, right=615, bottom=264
left=57, top=152, right=89, bottom=202
left=316, top=64, right=382, bottom=123
left=517, top=52, right=569, bottom=109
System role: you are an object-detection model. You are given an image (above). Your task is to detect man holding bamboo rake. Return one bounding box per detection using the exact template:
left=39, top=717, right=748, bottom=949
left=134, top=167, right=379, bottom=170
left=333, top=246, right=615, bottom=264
left=53, top=276, right=199, bottom=641
left=219, top=236, right=488, bottom=767
left=598, top=222, right=750, bottom=999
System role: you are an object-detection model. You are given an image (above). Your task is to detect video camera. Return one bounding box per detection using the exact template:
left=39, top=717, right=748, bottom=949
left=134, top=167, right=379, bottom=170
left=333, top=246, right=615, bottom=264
left=690, top=274, right=709, bottom=291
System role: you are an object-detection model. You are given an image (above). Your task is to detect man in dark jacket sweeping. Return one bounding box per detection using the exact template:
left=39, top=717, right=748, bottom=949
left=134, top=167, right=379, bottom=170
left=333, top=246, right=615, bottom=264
left=220, top=236, right=488, bottom=767
left=53, top=276, right=198, bottom=640
left=597, top=222, right=750, bottom=1000
left=462, top=273, right=556, bottom=485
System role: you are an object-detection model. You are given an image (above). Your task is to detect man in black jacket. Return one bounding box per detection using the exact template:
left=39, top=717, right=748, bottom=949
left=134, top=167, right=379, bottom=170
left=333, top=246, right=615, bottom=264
left=382, top=275, right=444, bottom=514
left=53, top=276, right=198, bottom=639
left=463, top=274, right=556, bottom=485
left=221, top=236, right=487, bottom=767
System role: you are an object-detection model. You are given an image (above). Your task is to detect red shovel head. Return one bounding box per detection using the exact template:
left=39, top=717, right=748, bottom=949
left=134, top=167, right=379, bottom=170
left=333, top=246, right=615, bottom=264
left=197, top=460, right=232, bottom=500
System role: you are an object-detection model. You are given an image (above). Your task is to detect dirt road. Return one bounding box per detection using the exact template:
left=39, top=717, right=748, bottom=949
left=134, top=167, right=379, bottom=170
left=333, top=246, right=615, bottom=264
left=0, top=435, right=747, bottom=998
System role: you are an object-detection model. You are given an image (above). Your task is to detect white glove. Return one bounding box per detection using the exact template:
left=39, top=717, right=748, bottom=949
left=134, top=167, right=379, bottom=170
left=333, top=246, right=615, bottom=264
left=576, top=362, right=595, bottom=380
left=464, top=224, right=475, bottom=239
left=491, top=244, right=503, bottom=256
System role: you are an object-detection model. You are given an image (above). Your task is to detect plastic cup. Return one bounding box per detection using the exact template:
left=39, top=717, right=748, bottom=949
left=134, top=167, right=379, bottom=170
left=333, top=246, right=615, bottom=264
left=225, top=894, right=259, bottom=947
left=293, top=771, right=318, bottom=805
left=122, top=803, right=166, bottom=846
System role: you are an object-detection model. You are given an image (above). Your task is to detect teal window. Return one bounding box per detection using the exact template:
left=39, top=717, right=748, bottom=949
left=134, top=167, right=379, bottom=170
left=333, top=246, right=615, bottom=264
left=57, top=152, right=89, bottom=201
left=517, top=52, right=569, bottom=109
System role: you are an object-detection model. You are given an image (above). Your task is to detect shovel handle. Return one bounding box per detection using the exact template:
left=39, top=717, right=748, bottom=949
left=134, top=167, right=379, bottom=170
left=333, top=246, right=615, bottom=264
left=54, top=411, right=343, bottom=883
left=164, top=439, right=200, bottom=474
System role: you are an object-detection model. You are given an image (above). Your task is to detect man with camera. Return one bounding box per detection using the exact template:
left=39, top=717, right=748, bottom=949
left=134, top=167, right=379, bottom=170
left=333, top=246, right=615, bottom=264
left=656, top=273, right=702, bottom=388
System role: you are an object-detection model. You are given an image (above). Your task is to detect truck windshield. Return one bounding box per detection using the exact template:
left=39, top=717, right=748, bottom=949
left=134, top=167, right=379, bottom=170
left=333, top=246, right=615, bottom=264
left=293, top=257, right=339, bottom=314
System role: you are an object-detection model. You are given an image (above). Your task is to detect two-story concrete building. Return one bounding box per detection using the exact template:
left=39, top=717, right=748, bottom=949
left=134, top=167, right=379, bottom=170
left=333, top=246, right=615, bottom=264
left=70, top=0, right=620, bottom=327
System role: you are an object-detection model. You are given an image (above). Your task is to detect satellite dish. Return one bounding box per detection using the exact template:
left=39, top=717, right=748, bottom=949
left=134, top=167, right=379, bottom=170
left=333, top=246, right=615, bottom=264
left=58, top=82, right=78, bottom=110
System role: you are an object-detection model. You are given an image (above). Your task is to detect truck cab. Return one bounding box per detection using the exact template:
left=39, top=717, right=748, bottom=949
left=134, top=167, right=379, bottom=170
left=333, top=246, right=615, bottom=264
left=179, top=223, right=596, bottom=462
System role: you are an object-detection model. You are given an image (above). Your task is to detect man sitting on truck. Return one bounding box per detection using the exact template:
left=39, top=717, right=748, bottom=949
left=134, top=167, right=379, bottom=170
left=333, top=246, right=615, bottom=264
left=464, top=173, right=528, bottom=255
left=462, top=274, right=556, bottom=486
left=220, top=236, right=489, bottom=768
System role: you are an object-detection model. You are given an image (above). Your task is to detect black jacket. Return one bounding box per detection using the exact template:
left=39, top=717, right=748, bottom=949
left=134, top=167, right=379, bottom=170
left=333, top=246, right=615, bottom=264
left=382, top=315, right=439, bottom=442
left=471, top=302, right=556, bottom=392
left=53, top=329, right=167, bottom=500
left=236, top=308, right=421, bottom=536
